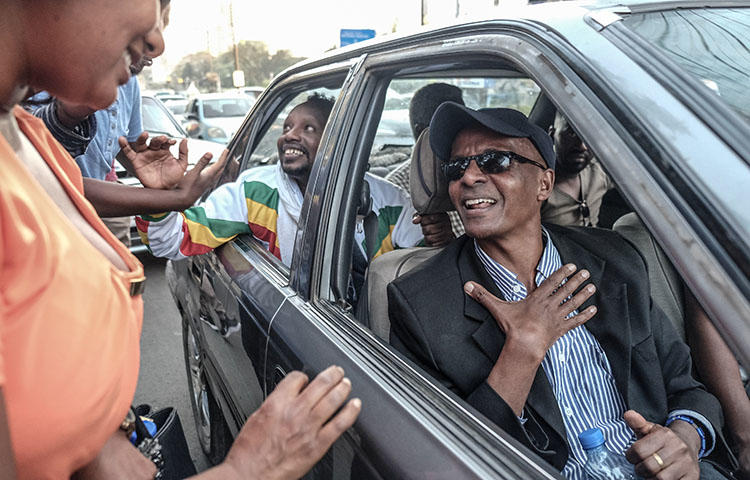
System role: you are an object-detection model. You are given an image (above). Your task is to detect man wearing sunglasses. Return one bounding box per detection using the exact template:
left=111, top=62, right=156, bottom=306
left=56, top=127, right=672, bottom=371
left=388, top=103, right=728, bottom=479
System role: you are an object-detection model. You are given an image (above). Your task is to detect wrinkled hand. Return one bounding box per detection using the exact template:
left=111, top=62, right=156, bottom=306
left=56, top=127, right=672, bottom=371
left=413, top=212, right=455, bottom=247
left=464, top=263, right=597, bottom=361
left=72, top=430, right=156, bottom=480
left=119, top=132, right=186, bottom=190
left=624, top=410, right=700, bottom=480
left=221, top=366, right=361, bottom=480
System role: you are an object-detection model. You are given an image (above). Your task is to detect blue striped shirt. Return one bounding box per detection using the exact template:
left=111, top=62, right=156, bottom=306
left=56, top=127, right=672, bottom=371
left=474, top=229, right=714, bottom=478
left=475, top=230, right=635, bottom=479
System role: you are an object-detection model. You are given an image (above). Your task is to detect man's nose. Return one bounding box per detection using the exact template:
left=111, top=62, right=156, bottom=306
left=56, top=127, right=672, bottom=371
left=144, top=25, right=165, bottom=59
left=283, top=126, right=302, bottom=141
left=461, top=159, right=487, bottom=184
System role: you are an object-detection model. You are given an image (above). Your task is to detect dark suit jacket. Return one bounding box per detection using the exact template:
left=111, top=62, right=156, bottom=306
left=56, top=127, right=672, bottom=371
left=388, top=224, right=724, bottom=471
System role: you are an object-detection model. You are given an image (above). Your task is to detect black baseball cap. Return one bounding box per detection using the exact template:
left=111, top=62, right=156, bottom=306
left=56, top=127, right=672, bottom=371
left=429, top=102, right=555, bottom=170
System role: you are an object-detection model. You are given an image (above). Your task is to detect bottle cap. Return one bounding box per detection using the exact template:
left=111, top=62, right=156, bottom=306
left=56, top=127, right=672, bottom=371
left=579, top=428, right=605, bottom=450
left=141, top=417, right=157, bottom=437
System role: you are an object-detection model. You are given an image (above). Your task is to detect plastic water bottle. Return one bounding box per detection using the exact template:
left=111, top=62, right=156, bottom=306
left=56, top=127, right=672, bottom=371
left=578, top=428, right=639, bottom=480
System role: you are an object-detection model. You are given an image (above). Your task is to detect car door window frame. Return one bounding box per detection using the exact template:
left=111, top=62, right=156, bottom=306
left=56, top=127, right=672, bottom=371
left=200, top=60, right=356, bottom=285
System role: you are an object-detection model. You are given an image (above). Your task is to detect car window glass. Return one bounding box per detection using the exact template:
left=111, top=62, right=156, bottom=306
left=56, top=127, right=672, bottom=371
left=141, top=97, right=184, bottom=137
left=623, top=8, right=750, bottom=237
left=370, top=76, right=540, bottom=177
left=623, top=8, right=750, bottom=124
left=202, top=97, right=254, bottom=118
left=164, top=99, right=188, bottom=116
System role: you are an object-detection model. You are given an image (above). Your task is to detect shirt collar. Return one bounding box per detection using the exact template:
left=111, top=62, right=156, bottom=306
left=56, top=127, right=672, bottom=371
left=474, top=227, right=562, bottom=300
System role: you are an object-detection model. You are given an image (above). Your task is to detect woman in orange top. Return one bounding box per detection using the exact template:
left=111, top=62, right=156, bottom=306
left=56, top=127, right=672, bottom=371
left=0, top=1, right=359, bottom=479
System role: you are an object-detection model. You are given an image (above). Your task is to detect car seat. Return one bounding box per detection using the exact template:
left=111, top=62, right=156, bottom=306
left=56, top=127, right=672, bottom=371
left=612, top=212, right=685, bottom=338
left=613, top=213, right=748, bottom=386
left=356, top=129, right=449, bottom=340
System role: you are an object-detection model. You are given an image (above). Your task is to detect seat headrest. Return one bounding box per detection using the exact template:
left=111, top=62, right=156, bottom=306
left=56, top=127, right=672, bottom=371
left=408, top=129, right=453, bottom=214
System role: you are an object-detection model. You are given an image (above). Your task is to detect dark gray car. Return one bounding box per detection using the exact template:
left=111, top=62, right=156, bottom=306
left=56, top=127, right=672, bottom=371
left=166, top=2, right=750, bottom=478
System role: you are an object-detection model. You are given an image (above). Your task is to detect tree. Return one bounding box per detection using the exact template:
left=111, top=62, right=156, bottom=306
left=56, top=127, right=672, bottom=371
left=171, top=41, right=306, bottom=91
left=172, top=51, right=216, bottom=91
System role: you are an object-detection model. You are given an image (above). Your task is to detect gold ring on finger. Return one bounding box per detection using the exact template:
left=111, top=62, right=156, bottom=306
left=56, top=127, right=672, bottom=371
left=652, top=452, right=664, bottom=468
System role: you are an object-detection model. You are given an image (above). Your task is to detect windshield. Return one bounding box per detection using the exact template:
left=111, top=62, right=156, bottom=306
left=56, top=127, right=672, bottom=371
left=141, top=97, right=184, bottom=137
left=624, top=8, right=750, bottom=124
left=164, top=100, right=188, bottom=116
left=202, top=97, right=253, bottom=118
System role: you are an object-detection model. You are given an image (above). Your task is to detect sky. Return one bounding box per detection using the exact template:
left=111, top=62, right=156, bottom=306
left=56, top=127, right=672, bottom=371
left=162, top=0, right=421, bottom=65
left=158, top=0, right=522, bottom=71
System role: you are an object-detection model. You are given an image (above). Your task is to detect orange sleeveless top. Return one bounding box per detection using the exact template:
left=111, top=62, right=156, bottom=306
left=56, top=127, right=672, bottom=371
left=0, top=107, right=144, bottom=479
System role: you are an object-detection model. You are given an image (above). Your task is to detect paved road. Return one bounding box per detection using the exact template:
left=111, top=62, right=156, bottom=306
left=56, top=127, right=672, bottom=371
left=133, top=252, right=211, bottom=473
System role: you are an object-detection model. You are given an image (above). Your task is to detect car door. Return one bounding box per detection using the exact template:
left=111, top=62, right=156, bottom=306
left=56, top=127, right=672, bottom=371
left=260, top=32, right=580, bottom=480
left=182, top=62, right=357, bottom=445
left=262, top=9, right=750, bottom=479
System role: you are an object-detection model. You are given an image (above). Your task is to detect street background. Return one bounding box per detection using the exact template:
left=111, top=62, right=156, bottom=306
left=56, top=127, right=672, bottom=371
left=133, top=253, right=211, bottom=473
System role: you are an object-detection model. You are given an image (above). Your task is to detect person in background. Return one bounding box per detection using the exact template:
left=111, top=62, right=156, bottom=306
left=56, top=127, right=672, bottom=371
left=541, top=114, right=613, bottom=227
left=136, top=94, right=426, bottom=267
left=386, top=82, right=464, bottom=242
left=0, top=0, right=359, bottom=478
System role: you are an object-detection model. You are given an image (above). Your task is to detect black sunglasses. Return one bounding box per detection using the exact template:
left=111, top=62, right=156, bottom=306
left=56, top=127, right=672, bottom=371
left=442, top=150, right=547, bottom=182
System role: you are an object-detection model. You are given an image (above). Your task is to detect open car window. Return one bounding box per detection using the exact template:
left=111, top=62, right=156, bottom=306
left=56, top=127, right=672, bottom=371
left=246, top=87, right=342, bottom=170
left=369, top=77, right=541, bottom=177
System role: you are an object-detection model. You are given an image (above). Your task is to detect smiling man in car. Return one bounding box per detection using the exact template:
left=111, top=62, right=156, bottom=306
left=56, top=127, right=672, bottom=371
left=137, top=93, right=424, bottom=270
left=388, top=102, right=729, bottom=479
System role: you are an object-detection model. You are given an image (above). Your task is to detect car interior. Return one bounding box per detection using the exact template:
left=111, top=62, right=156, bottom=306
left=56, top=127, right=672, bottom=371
left=352, top=67, right=745, bottom=470
left=229, top=55, right=746, bottom=475
left=234, top=57, right=747, bottom=385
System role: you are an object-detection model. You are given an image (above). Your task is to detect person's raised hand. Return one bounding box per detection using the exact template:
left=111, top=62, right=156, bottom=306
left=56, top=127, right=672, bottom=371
left=220, top=366, right=361, bottom=480
left=118, top=132, right=185, bottom=190
left=463, top=263, right=597, bottom=361
left=169, top=149, right=229, bottom=209
left=624, top=410, right=700, bottom=479
left=413, top=212, right=455, bottom=247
